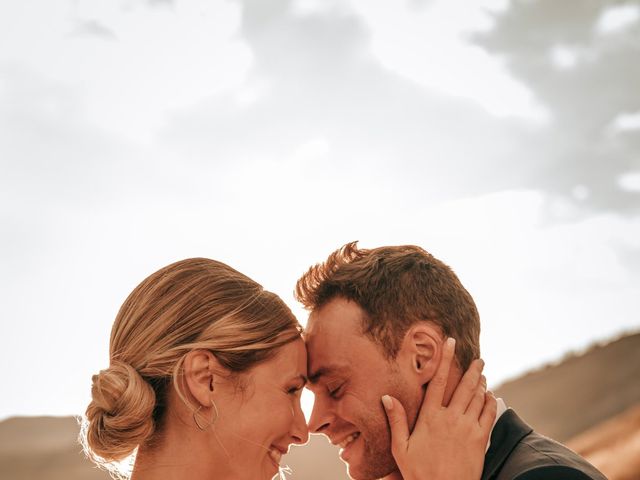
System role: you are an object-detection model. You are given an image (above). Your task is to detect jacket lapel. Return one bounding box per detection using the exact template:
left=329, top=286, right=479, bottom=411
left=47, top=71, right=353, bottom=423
left=481, top=409, right=533, bottom=480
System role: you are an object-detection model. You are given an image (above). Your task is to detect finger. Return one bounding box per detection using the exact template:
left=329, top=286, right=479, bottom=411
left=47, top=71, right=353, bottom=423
left=479, top=391, right=498, bottom=433
left=381, top=395, right=410, bottom=458
left=422, top=337, right=456, bottom=415
left=464, top=374, right=487, bottom=419
left=449, top=359, right=484, bottom=414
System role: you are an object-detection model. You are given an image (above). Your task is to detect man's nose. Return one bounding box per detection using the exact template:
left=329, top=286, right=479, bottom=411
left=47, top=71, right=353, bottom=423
left=308, top=395, right=332, bottom=434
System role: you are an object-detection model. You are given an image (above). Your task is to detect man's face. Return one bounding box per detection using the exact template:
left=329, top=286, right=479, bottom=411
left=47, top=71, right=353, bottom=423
left=305, top=297, right=419, bottom=480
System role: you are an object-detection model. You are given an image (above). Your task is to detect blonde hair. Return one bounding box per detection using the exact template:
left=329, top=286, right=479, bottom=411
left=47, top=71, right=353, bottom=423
left=80, top=258, right=301, bottom=475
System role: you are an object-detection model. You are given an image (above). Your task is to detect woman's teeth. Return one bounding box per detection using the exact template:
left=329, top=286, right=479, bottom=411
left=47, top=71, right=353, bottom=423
left=339, top=432, right=360, bottom=449
left=269, top=448, right=283, bottom=465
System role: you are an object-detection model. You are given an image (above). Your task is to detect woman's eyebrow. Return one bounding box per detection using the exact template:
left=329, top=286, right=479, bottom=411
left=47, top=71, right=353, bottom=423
left=290, top=374, right=308, bottom=386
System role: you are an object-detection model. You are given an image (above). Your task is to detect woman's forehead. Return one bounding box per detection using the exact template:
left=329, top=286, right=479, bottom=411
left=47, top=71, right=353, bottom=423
left=260, top=338, right=308, bottom=379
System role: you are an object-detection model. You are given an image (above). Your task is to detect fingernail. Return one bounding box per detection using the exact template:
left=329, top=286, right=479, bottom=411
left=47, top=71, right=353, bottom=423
left=446, top=337, right=456, bottom=347
left=381, top=395, right=393, bottom=410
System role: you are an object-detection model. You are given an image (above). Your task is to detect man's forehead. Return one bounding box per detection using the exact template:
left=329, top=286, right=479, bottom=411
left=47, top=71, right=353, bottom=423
left=305, top=297, right=364, bottom=336
left=304, top=326, right=349, bottom=376
left=304, top=310, right=359, bottom=357
left=305, top=298, right=376, bottom=381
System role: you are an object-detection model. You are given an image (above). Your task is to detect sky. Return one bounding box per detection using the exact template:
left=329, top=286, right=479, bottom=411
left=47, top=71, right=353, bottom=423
left=1, top=0, right=639, bottom=421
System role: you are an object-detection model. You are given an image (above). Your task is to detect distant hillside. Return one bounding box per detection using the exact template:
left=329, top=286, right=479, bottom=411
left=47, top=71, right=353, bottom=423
left=1, top=331, right=638, bottom=480
left=494, top=331, right=640, bottom=441
left=0, top=417, right=347, bottom=480
left=567, top=403, right=640, bottom=480
left=0, top=417, right=106, bottom=480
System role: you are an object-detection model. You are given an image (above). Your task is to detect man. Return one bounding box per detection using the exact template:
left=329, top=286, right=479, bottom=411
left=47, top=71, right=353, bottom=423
left=296, top=242, right=606, bottom=480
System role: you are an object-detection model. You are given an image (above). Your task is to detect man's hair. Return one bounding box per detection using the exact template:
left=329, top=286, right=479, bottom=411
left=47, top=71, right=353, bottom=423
left=295, top=242, right=480, bottom=369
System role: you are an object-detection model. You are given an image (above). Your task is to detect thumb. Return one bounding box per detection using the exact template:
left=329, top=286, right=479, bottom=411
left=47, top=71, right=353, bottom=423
left=382, top=395, right=410, bottom=458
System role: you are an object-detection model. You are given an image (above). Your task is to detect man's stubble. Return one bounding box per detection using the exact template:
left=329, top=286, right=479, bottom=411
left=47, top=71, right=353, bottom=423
left=347, top=375, right=420, bottom=480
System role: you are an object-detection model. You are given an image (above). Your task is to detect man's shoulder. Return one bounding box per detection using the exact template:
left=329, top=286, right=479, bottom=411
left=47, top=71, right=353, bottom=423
left=483, top=409, right=606, bottom=480
left=498, top=430, right=606, bottom=480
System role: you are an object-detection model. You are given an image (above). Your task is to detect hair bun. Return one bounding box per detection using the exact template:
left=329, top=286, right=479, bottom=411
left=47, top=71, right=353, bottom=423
left=83, top=361, right=156, bottom=462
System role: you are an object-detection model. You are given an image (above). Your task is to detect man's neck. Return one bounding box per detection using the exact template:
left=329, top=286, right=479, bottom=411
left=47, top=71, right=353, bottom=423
left=381, top=470, right=403, bottom=480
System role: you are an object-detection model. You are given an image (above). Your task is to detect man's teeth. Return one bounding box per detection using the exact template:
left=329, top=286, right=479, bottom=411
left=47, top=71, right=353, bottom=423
left=339, top=432, right=360, bottom=449
left=269, top=449, right=282, bottom=465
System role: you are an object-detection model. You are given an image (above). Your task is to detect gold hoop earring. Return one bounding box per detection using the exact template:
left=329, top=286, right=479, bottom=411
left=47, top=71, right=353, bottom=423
left=193, top=399, right=219, bottom=431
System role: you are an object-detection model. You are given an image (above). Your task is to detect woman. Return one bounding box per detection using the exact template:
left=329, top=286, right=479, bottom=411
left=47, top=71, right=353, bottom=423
left=81, top=258, right=493, bottom=479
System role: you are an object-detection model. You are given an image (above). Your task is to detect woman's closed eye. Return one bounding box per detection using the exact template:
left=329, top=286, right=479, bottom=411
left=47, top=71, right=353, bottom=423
left=287, top=383, right=305, bottom=396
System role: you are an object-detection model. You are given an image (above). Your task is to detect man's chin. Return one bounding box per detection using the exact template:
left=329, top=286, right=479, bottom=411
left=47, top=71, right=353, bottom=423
left=346, top=463, right=398, bottom=480
left=345, top=463, right=375, bottom=480
left=342, top=445, right=397, bottom=480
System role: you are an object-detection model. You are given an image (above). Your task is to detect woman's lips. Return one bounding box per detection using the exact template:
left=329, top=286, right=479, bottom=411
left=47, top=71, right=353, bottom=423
left=268, top=445, right=287, bottom=467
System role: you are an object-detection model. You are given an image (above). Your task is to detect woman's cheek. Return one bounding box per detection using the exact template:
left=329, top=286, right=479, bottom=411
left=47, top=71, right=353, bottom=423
left=257, top=395, right=292, bottom=437
left=275, top=401, right=296, bottom=435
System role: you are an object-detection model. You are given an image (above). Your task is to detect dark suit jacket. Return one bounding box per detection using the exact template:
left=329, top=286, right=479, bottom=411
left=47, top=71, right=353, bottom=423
left=481, top=409, right=607, bottom=480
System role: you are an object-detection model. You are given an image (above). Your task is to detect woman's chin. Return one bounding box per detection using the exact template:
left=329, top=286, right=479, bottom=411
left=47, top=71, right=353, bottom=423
left=265, top=453, right=282, bottom=479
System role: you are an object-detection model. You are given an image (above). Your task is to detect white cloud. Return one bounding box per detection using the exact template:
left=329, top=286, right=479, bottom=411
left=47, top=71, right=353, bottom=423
left=344, top=0, right=548, bottom=122
left=1, top=0, right=639, bottom=422
left=596, top=4, right=640, bottom=35
left=550, top=45, right=579, bottom=70
left=0, top=0, right=252, bottom=142
left=618, top=171, right=640, bottom=192
left=611, top=111, right=640, bottom=132
left=292, top=0, right=345, bottom=17
left=571, top=184, right=590, bottom=201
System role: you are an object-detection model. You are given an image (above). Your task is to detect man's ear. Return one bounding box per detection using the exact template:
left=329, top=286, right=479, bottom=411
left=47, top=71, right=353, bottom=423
left=183, top=349, right=221, bottom=407
left=399, top=323, right=442, bottom=383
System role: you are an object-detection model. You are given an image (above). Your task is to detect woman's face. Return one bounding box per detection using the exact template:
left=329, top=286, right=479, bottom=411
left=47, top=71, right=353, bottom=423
left=214, top=338, right=309, bottom=479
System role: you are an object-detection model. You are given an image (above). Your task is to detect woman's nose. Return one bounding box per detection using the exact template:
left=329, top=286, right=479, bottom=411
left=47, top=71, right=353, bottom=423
left=290, top=404, right=310, bottom=445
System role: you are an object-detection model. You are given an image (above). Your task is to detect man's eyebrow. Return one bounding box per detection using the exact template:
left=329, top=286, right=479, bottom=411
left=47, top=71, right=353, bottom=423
left=308, top=365, right=348, bottom=384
